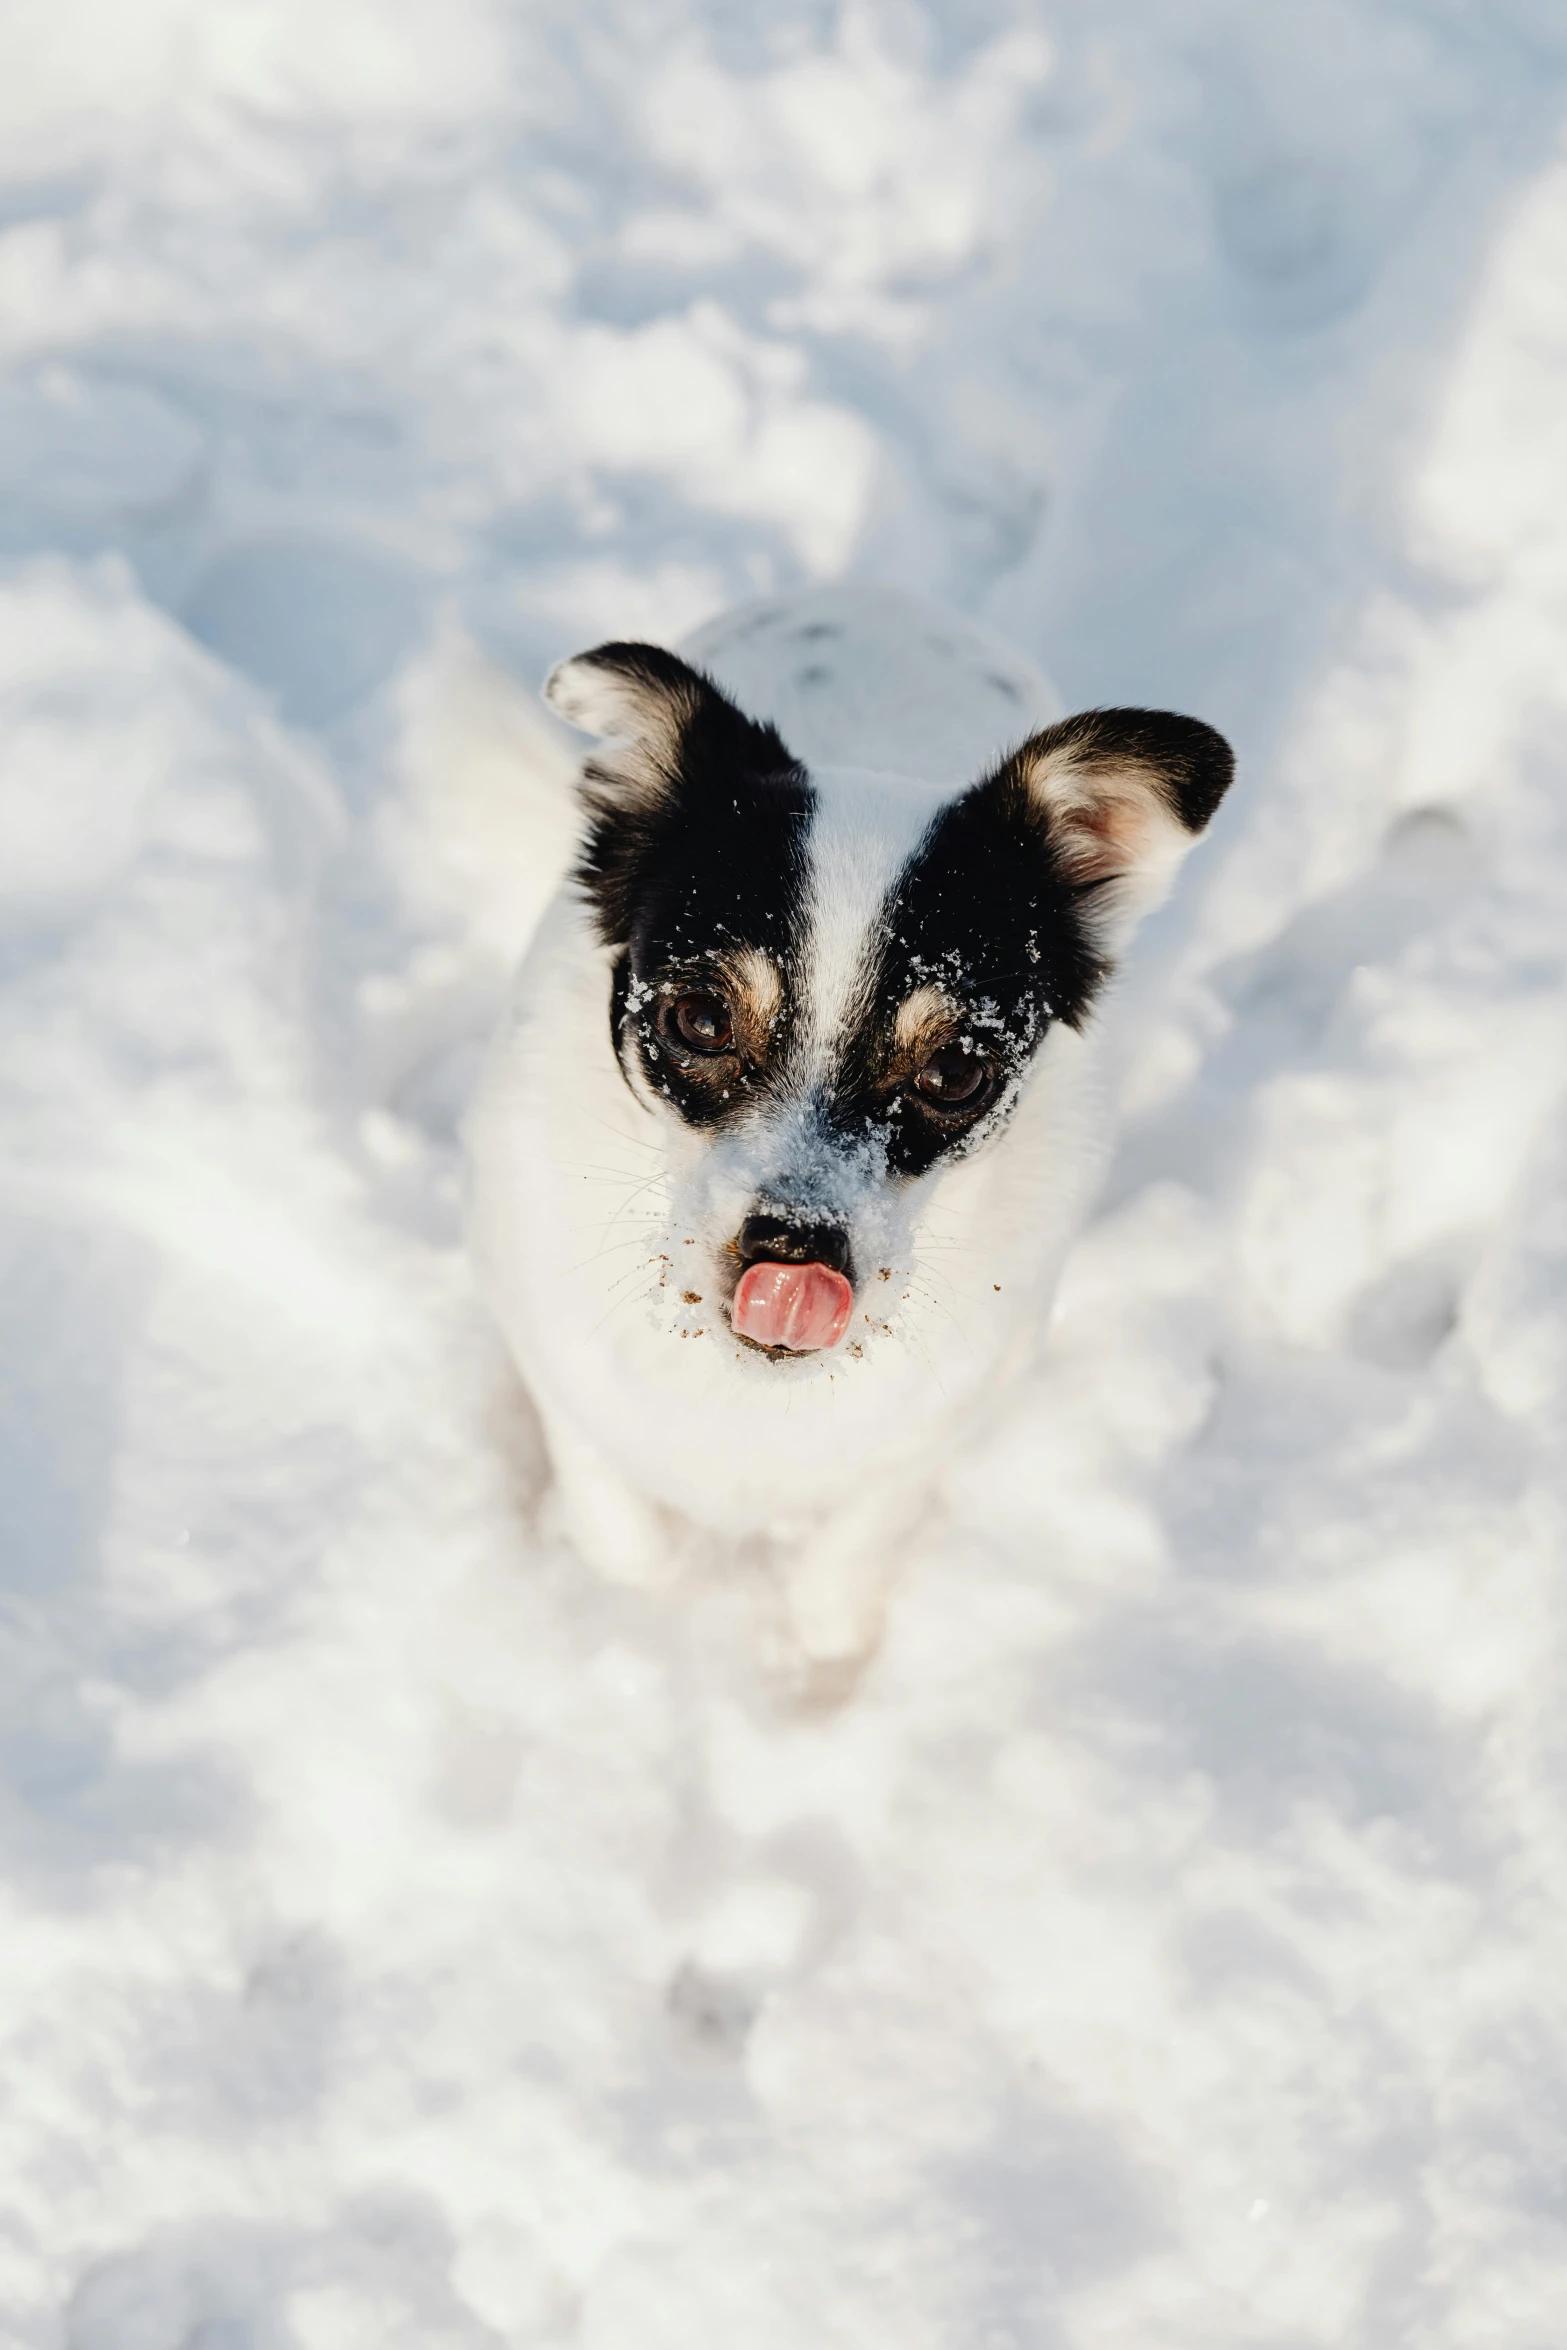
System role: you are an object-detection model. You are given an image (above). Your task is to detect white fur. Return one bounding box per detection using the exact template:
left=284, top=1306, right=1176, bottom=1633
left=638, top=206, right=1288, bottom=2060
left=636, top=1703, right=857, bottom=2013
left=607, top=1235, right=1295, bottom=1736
left=797, top=765, right=949, bottom=1058
left=466, top=587, right=1196, bottom=1681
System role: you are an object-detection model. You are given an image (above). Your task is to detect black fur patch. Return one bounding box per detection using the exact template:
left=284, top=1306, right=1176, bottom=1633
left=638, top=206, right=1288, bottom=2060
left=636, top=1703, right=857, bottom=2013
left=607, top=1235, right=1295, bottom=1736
left=569, top=649, right=815, bottom=1125
left=820, top=708, right=1232, bottom=1176
left=572, top=644, right=810, bottom=954
left=829, top=761, right=1105, bottom=1178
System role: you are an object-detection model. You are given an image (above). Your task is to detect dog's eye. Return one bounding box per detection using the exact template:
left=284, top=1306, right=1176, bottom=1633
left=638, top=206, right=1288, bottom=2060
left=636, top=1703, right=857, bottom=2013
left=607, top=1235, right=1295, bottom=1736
left=912, top=1043, right=994, bottom=1112
left=662, top=991, right=734, bottom=1056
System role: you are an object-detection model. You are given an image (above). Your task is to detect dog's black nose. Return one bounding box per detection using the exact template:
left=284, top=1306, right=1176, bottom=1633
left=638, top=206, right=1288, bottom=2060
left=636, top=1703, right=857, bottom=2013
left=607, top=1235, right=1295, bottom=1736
left=735, top=1213, right=853, bottom=1280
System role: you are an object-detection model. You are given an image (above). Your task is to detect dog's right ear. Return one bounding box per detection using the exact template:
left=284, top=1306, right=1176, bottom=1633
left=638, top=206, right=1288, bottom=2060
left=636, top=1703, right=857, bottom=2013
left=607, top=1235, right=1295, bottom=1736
left=543, top=642, right=717, bottom=811
left=545, top=641, right=800, bottom=944
left=546, top=640, right=799, bottom=816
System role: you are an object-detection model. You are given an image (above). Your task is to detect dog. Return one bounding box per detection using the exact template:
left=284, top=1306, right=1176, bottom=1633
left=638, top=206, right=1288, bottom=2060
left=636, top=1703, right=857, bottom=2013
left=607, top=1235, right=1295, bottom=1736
left=466, top=585, right=1232, bottom=1682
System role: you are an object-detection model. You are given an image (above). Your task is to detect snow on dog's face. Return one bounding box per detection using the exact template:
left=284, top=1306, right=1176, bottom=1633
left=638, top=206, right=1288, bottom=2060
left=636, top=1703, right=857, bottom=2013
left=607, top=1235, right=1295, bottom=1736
left=546, top=641, right=1232, bottom=1359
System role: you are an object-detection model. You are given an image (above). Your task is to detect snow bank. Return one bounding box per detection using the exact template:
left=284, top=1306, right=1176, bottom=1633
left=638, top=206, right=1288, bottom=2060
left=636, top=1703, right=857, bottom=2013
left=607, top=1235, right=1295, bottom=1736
left=4, top=3, right=1567, bottom=2343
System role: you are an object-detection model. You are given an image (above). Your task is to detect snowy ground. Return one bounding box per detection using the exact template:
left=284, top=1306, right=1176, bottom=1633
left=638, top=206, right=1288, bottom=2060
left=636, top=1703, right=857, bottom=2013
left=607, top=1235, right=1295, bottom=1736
left=4, top=2, right=1567, bottom=2343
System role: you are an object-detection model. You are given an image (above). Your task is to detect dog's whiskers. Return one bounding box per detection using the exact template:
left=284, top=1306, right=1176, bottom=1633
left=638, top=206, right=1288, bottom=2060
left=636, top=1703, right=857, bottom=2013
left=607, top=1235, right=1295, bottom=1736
left=585, top=1268, right=668, bottom=1342
left=594, top=1252, right=673, bottom=1299
left=564, top=1237, right=666, bottom=1279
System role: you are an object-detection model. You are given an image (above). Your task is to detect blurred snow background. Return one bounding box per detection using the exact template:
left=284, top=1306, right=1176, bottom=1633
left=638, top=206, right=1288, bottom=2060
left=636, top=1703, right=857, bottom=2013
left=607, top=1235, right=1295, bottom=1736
left=4, top=2, right=1567, bottom=2343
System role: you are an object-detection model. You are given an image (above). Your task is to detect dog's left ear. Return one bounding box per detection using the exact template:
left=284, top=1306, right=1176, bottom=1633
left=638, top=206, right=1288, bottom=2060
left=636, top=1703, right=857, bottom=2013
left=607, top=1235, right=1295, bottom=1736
left=1002, top=706, right=1233, bottom=945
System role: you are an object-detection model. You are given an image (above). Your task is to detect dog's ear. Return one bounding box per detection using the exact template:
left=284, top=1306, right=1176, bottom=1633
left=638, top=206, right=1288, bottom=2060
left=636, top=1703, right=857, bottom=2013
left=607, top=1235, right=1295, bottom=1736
left=544, top=643, right=711, bottom=808
left=545, top=640, right=801, bottom=945
left=544, top=641, right=794, bottom=812
left=1001, top=707, right=1233, bottom=945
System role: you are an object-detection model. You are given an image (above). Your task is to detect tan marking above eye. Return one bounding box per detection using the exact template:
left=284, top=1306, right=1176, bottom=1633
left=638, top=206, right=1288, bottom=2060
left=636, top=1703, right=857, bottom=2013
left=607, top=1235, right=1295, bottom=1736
left=882, top=984, right=971, bottom=1089
left=716, top=947, right=785, bottom=1062
left=892, top=984, right=957, bottom=1055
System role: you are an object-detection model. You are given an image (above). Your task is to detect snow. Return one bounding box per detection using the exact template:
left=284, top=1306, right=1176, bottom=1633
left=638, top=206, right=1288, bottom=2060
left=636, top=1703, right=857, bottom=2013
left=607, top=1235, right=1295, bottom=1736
left=4, top=2, right=1567, bottom=2342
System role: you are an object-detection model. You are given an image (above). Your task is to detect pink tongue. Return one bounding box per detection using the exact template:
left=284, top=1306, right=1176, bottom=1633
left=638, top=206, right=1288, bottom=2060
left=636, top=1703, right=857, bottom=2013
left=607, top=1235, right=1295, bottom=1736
left=733, top=1261, right=854, bottom=1353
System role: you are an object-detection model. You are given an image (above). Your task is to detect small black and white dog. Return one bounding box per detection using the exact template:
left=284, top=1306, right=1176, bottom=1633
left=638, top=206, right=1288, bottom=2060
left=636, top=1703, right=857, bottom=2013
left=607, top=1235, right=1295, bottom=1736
left=467, top=586, right=1231, bottom=1675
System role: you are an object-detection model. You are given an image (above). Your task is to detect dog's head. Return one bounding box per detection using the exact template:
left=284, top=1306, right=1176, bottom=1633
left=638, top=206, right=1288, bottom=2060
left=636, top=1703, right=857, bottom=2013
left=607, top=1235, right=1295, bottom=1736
left=545, top=640, right=1232, bottom=1360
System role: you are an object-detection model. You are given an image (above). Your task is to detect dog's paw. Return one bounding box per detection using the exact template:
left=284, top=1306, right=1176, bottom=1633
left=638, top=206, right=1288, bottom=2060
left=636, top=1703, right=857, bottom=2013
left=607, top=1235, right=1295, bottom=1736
left=762, top=1582, right=887, bottom=1713
left=543, top=1490, right=686, bottom=1592
left=781, top=1644, right=879, bottom=1715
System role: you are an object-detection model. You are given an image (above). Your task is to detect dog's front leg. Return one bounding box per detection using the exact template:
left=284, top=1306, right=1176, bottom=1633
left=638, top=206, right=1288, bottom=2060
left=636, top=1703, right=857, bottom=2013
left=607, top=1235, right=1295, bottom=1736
left=538, top=1404, right=681, bottom=1589
left=776, top=1474, right=938, bottom=1696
